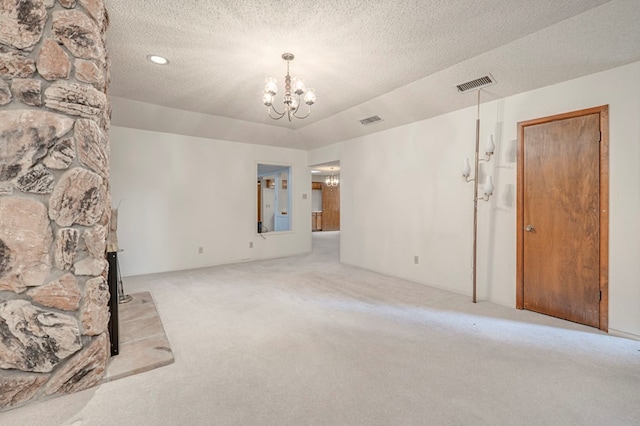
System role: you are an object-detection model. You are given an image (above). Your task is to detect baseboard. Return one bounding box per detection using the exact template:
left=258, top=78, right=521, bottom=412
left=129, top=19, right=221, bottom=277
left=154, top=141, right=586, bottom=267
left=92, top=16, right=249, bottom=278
left=608, top=328, right=640, bottom=341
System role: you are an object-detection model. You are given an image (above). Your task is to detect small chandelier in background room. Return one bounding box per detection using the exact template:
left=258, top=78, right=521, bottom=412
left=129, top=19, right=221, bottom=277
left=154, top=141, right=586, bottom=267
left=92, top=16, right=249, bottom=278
left=325, top=168, right=339, bottom=188
left=263, top=53, right=316, bottom=122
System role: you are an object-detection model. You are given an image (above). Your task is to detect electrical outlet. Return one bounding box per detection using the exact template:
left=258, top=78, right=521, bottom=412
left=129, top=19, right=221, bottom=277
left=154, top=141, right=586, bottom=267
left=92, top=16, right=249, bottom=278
left=249, top=242, right=253, bottom=248
left=302, top=193, right=308, bottom=199
left=414, top=255, right=419, bottom=264
left=198, top=247, right=204, bottom=254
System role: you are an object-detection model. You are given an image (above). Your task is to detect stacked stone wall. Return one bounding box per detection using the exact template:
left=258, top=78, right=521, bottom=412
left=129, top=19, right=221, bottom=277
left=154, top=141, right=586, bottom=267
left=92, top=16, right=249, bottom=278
left=0, top=0, right=111, bottom=411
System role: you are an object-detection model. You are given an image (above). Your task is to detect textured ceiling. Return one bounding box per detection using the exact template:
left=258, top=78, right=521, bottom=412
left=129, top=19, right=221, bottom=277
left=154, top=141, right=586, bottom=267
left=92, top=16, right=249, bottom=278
left=106, top=0, right=640, bottom=150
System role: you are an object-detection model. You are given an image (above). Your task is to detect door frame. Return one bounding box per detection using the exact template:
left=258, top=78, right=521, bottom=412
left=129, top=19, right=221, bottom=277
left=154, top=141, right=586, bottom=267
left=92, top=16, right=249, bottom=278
left=516, top=105, right=609, bottom=331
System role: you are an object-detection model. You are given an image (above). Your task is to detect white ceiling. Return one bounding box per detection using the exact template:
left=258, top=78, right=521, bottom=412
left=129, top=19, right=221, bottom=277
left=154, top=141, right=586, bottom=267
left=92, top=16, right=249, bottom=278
left=106, top=0, right=640, bottom=150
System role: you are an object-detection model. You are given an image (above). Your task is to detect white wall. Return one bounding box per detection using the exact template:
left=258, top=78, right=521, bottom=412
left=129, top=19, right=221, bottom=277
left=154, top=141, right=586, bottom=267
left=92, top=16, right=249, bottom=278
left=109, top=127, right=311, bottom=277
left=309, top=61, right=640, bottom=337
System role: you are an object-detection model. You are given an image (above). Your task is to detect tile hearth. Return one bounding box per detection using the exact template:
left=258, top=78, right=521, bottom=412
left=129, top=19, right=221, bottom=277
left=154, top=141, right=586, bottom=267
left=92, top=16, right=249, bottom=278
left=105, top=292, right=174, bottom=382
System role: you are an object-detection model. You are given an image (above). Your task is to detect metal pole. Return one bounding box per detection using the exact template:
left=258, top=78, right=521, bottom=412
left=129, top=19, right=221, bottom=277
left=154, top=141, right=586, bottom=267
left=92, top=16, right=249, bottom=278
left=472, top=90, right=481, bottom=303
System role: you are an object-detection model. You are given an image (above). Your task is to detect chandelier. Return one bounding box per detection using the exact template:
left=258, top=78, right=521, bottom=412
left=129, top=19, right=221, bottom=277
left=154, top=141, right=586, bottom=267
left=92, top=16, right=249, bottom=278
left=262, top=53, right=316, bottom=122
left=325, top=168, right=339, bottom=187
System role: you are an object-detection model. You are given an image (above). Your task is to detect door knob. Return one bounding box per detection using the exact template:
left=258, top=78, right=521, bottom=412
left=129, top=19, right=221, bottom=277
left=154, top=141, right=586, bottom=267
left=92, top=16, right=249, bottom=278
left=525, top=225, right=535, bottom=232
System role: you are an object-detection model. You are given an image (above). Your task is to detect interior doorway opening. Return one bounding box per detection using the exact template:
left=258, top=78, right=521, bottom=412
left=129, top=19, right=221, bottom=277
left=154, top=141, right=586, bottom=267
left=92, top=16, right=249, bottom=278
left=309, top=161, right=341, bottom=232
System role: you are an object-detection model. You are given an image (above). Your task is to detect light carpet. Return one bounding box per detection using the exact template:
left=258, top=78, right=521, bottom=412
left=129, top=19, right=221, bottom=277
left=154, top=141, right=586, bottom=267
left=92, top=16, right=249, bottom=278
left=2, top=231, right=639, bottom=425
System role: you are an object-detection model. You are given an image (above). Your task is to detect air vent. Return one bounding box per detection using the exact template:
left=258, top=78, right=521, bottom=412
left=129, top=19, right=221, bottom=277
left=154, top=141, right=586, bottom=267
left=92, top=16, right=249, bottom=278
left=359, top=115, right=383, bottom=126
left=456, top=74, right=496, bottom=93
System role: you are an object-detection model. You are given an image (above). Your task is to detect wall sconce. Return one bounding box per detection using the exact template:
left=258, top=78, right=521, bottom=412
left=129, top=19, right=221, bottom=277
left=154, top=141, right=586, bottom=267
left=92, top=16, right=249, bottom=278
left=462, top=89, right=496, bottom=303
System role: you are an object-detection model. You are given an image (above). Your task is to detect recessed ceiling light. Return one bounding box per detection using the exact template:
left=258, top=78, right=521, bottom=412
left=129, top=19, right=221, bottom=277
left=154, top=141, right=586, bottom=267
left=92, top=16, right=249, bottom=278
left=311, top=170, right=321, bottom=174
left=147, top=55, right=169, bottom=65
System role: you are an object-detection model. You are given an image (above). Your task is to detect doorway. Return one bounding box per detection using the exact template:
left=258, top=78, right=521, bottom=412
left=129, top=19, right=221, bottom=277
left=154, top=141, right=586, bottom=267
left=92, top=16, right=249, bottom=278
left=310, top=162, right=340, bottom=232
left=516, top=105, right=609, bottom=331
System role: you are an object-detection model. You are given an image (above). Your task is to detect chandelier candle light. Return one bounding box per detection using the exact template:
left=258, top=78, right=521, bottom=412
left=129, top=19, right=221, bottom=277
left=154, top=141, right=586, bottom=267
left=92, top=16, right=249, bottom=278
left=263, top=53, right=316, bottom=122
left=462, top=89, right=495, bottom=303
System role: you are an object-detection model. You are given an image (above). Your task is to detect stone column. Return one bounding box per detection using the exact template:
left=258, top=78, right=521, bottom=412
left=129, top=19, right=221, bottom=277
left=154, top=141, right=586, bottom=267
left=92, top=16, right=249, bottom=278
left=0, top=0, right=111, bottom=411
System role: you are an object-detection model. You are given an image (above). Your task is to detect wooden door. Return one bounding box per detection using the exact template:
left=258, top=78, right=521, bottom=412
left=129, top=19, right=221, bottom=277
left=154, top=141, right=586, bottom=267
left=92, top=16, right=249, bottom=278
left=321, top=183, right=340, bottom=231
left=517, top=106, right=608, bottom=330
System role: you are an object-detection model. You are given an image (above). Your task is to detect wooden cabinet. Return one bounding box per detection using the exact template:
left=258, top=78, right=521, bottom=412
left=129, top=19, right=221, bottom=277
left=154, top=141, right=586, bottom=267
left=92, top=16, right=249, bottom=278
left=312, top=212, right=322, bottom=231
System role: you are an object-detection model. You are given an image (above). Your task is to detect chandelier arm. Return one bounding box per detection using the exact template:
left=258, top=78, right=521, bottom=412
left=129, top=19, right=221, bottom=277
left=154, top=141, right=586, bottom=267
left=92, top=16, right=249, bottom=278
left=267, top=105, right=285, bottom=120
left=292, top=98, right=312, bottom=119
left=270, top=103, right=284, bottom=116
